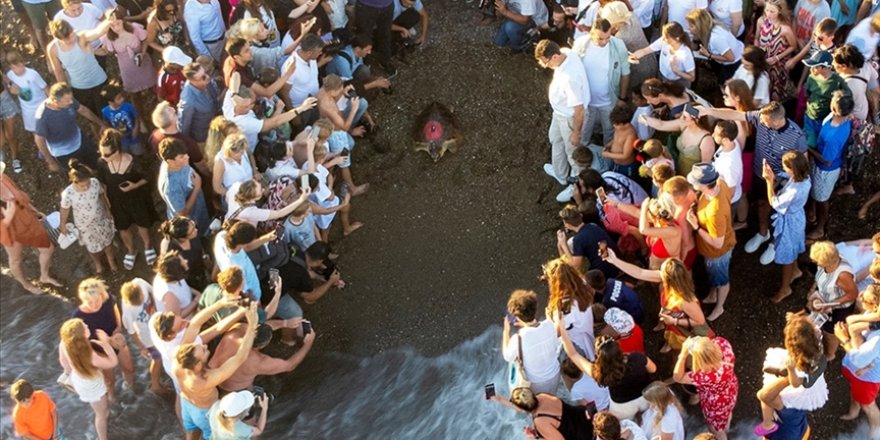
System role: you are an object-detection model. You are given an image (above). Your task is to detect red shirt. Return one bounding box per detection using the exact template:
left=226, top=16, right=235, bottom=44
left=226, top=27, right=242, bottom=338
left=222, top=57, right=255, bottom=89
left=13, top=391, right=56, bottom=440
left=617, top=324, right=645, bottom=354
left=157, top=68, right=186, bottom=106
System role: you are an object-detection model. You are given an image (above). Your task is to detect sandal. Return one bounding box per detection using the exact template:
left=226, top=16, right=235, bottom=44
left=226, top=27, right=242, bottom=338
left=144, top=248, right=157, bottom=266
left=754, top=423, right=779, bottom=436
left=123, top=253, right=137, bottom=270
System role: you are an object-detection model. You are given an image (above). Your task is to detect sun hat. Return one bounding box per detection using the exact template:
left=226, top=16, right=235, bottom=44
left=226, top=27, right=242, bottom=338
left=163, top=46, right=193, bottom=66
left=219, top=391, right=255, bottom=417
left=600, top=1, right=632, bottom=27
left=604, top=308, right=635, bottom=335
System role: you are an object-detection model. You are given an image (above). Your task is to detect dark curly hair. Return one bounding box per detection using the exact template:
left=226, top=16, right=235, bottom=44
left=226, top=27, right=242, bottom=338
left=593, top=336, right=626, bottom=387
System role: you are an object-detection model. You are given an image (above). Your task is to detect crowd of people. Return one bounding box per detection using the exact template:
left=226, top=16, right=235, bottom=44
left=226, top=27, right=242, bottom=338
left=483, top=0, right=880, bottom=439
left=0, top=0, right=878, bottom=438
left=1, top=0, right=431, bottom=437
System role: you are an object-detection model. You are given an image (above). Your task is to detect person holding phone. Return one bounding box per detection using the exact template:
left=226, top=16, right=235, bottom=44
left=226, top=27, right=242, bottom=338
left=490, top=387, right=594, bottom=439
left=96, top=128, right=158, bottom=270
left=806, top=241, right=858, bottom=360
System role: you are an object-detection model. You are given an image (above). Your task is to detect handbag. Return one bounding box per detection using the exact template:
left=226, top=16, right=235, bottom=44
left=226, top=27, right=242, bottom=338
left=56, top=372, right=75, bottom=393
left=508, top=335, right=531, bottom=393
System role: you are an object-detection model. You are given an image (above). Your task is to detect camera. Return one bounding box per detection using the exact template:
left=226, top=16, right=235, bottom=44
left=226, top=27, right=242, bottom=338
left=237, top=294, right=253, bottom=307
left=247, top=386, right=275, bottom=419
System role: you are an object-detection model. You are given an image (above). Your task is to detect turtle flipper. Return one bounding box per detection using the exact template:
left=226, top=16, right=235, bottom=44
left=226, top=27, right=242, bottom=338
left=443, top=139, right=458, bottom=154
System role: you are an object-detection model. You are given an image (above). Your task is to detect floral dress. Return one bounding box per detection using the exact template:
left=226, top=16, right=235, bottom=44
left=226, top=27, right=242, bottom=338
left=771, top=177, right=811, bottom=265
left=687, top=337, right=739, bottom=432
left=153, top=17, right=188, bottom=49
left=756, top=18, right=793, bottom=102
left=60, top=178, right=116, bottom=253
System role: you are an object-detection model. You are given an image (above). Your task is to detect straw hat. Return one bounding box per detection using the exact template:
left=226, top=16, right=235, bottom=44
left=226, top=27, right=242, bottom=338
left=600, top=1, right=632, bottom=27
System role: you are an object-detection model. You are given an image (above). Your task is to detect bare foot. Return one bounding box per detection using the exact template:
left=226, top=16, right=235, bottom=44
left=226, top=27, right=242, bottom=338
left=344, top=222, right=364, bottom=236
left=791, top=269, right=804, bottom=282
left=860, top=206, right=870, bottom=219
left=732, top=221, right=748, bottom=231
left=707, top=306, right=724, bottom=322
left=351, top=184, right=370, bottom=196
left=22, top=283, right=44, bottom=295
left=39, top=276, right=63, bottom=288
left=771, top=288, right=793, bottom=304
left=688, top=394, right=701, bottom=405
left=703, top=292, right=718, bottom=304
left=806, top=229, right=825, bottom=240
left=834, top=184, right=855, bottom=196
left=840, top=408, right=860, bottom=421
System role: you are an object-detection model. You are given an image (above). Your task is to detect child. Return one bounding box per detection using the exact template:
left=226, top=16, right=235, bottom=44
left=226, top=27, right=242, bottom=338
left=846, top=284, right=880, bottom=346
left=301, top=144, right=363, bottom=240
left=10, top=379, right=61, bottom=440
left=802, top=50, right=850, bottom=150
left=158, top=46, right=190, bottom=106
left=0, top=80, right=19, bottom=172
left=807, top=91, right=853, bottom=239
left=651, top=163, right=676, bottom=197
left=630, top=86, right=655, bottom=141
left=638, top=139, right=674, bottom=180
left=640, top=382, right=686, bottom=440
left=601, top=104, right=638, bottom=177
left=283, top=200, right=321, bottom=251
left=5, top=51, right=48, bottom=173
left=101, top=82, right=144, bottom=156
left=120, top=278, right=168, bottom=395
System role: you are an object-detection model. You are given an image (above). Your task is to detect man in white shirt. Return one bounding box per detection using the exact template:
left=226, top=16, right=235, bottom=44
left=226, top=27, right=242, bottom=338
left=534, top=39, right=588, bottom=203
left=493, top=0, right=548, bottom=51
left=281, top=33, right=328, bottom=130
left=846, top=11, right=880, bottom=60
left=184, top=0, right=226, bottom=61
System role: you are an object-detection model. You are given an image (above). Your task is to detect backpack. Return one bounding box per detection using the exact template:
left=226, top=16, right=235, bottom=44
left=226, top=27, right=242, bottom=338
left=849, top=118, right=877, bottom=158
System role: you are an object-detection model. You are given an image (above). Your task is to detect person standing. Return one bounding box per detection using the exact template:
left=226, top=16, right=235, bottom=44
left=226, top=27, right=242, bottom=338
left=755, top=0, right=798, bottom=102
left=533, top=39, right=588, bottom=203
left=673, top=337, right=739, bottom=440
left=157, top=138, right=210, bottom=234
left=178, top=62, right=220, bottom=143
left=46, top=17, right=111, bottom=115
left=355, top=0, right=395, bottom=72
left=184, top=0, right=226, bottom=61
left=686, top=163, right=736, bottom=321
left=835, top=325, right=880, bottom=439
left=502, top=289, right=561, bottom=394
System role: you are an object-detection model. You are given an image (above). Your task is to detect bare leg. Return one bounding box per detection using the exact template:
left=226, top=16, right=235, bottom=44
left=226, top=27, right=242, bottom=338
left=319, top=228, right=329, bottom=242
left=36, top=245, right=61, bottom=286
left=734, top=198, right=749, bottom=228
left=707, top=284, right=730, bottom=321
left=340, top=168, right=369, bottom=196
left=2, top=118, right=18, bottom=161
left=808, top=201, right=829, bottom=239
left=339, top=203, right=363, bottom=236
left=841, top=397, right=861, bottom=420
left=823, top=330, right=840, bottom=361
left=119, top=228, right=136, bottom=255
left=757, top=376, right=788, bottom=428
left=148, top=359, right=166, bottom=394
left=89, top=251, right=105, bottom=274
left=136, top=226, right=153, bottom=250
left=772, top=263, right=801, bottom=303
left=102, top=368, right=117, bottom=404
left=2, top=242, right=42, bottom=293
left=863, top=402, right=880, bottom=439
left=103, top=245, right=119, bottom=272
left=91, top=395, right=110, bottom=440
left=280, top=327, right=296, bottom=345
left=711, top=429, right=729, bottom=440
left=859, top=191, right=880, bottom=219
left=116, top=345, right=136, bottom=387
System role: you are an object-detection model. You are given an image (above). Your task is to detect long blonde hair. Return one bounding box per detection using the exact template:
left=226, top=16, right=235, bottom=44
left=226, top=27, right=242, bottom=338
left=686, top=9, right=716, bottom=50
left=642, top=382, right=682, bottom=430
left=690, top=337, right=723, bottom=372
left=205, top=117, right=240, bottom=168
left=60, top=318, right=99, bottom=378
left=764, top=0, right=792, bottom=25
left=660, top=258, right=697, bottom=303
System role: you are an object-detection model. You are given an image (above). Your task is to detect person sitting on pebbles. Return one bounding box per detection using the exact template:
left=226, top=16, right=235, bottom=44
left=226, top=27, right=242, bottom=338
left=316, top=74, right=373, bottom=197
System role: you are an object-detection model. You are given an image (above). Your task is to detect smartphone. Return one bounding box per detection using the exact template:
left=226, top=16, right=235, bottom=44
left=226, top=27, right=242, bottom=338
left=268, top=268, right=280, bottom=285
left=584, top=401, right=598, bottom=418
left=301, top=320, right=312, bottom=335
left=484, top=383, right=495, bottom=400
left=684, top=104, right=699, bottom=118
left=118, top=181, right=130, bottom=189
left=506, top=312, right=517, bottom=326
left=598, top=241, right=608, bottom=259
left=300, top=174, right=310, bottom=191
left=596, top=187, right=607, bottom=204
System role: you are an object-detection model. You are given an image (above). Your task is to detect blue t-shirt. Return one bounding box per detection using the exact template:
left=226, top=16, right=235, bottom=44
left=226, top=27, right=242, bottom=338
left=572, top=223, right=619, bottom=279
left=34, top=99, right=82, bottom=156
left=601, top=278, right=645, bottom=324
left=392, top=0, right=423, bottom=19
left=843, top=329, right=880, bottom=383
left=158, top=164, right=210, bottom=233
left=213, top=231, right=263, bottom=301
left=283, top=215, right=317, bottom=251
left=815, top=116, right=852, bottom=171
left=325, top=46, right=364, bottom=81
left=102, top=102, right=140, bottom=145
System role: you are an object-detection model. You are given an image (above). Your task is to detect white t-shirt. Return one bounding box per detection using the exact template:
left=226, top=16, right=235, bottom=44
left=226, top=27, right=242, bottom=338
left=502, top=320, right=561, bottom=384
left=508, top=0, right=548, bottom=26
left=640, top=405, right=685, bottom=440
left=548, top=51, right=589, bottom=117
left=583, top=42, right=612, bottom=106
left=847, top=16, right=880, bottom=60
left=570, top=374, right=611, bottom=410
left=5, top=67, right=48, bottom=132
left=709, top=0, right=744, bottom=36
left=562, top=300, right=595, bottom=360
left=713, top=141, right=743, bottom=203
left=649, top=39, right=695, bottom=82
left=120, top=278, right=155, bottom=348
left=630, top=0, right=653, bottom=29
left=843, top=66, right=879, bottom=121
left=284, top=51, right=319, bottom=107
left=732, top=67, right=771, bottom=106
left=222, top=91, right=263, bottom=151
left=152, top=275, right=193, bottom=314
left=707, top=25, right=743, bottom=66
left=148, top=320, right=202, bottom=391
left=55, top=4, right=104, bottom=48
left=668, top=0, right=708, bottom=36
left=632, top=105, right=655, bottom=141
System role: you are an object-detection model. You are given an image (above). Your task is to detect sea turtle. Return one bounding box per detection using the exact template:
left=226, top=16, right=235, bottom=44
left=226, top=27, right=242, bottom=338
left=412, top=101, right=461, bottom=162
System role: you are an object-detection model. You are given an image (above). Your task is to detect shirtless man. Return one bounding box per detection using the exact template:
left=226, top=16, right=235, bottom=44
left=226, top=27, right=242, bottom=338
left=316, top=74, right=371, bottom=196
left=173, top=302, right=258, bottom=440
left=601, top=105, right=638, bottom=178
left=208, top=322, right=315, bottom=392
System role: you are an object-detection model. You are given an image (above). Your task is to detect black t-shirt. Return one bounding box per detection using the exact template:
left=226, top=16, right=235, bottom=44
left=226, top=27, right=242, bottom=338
left=571, top=223, right=619, bottom=279
left=608, top=352, right=651, bottom=403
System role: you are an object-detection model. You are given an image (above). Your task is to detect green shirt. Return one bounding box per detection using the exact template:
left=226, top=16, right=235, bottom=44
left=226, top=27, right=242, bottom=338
left=805, top=73, right=850, bottom=121
left=198, top=284, right=267, bottom=323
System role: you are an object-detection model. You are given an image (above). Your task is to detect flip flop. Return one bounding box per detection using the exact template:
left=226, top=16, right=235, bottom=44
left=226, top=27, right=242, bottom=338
left=123, top=253, right=136, bottom=270
left=144, top=248, right=157, bottom=266
left=754, top=423, right=779, bottom=436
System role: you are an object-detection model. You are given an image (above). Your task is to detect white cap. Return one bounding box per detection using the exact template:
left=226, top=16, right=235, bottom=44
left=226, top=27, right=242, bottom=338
left=219, top=391, right=254, bottom=417
left=162, top=46, right=192, bottom=66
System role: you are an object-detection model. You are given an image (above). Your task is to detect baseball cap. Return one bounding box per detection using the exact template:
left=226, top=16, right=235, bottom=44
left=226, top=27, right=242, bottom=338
left=163, top=46, right=193, bottom=66
left=686, top=162, right=720, bottom=187
left=803, top=50, right=832, bottom=67
left=219, top=391, right=255, bottom=417
left=604, top=308, right=635, bottom=335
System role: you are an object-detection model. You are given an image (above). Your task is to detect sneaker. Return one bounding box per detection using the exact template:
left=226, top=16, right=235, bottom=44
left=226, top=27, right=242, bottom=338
left=543, top=163, right=567, bottom=185
left=556, top=185, right=575, bottom=203
left=744, top=232, right=770, bottom=253
left=12, top=160, right=22, bottom=173
left=760, top=243, right=776, bottom=265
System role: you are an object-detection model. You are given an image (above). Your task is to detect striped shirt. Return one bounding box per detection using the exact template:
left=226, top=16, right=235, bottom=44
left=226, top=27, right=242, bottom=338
left=745, top=111, right=808, bottom=176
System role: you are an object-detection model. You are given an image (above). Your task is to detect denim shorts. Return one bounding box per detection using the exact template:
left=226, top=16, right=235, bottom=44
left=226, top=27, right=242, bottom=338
left=275, top=294, right=303, bottom=320
left=705, top=249, right=732, bottom=287
left=181, top=396, right=212, bottom=437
